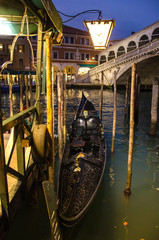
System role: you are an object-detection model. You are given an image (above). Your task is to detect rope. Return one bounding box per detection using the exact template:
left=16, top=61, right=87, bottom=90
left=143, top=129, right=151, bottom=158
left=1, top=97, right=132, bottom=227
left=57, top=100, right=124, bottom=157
left=0, top=7, right=36, bottom=74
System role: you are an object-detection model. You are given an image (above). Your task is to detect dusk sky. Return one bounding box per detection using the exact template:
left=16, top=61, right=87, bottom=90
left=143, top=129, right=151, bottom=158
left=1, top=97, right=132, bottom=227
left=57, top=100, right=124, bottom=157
left=53, top=0, right=159, bottom=40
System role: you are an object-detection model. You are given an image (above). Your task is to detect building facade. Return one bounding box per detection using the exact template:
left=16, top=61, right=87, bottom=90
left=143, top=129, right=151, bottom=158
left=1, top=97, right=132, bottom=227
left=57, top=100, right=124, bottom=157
left=50, top=25, right=101, bottom=83
left=0, top=25, right=120, bottom=84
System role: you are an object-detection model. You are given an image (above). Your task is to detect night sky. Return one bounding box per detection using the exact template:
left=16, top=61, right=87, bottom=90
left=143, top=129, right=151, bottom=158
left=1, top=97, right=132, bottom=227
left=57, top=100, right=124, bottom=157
left=53, top=0, right=159, bottom=40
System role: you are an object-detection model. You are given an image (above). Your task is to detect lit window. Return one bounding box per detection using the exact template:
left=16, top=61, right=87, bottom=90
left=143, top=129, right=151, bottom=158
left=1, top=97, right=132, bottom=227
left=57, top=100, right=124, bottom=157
left=18, top=45, right=24, bottom=53
left=78, top=67, right=90, bottom=75
left=8, top=44, right=12, bottom=53
left=0, top=43, right=3, bottom=51
left=86, top=54, right=90, bottom=60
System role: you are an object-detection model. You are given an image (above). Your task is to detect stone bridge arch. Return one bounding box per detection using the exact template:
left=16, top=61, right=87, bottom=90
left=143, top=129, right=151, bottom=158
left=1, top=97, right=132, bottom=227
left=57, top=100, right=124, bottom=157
left=98, top=21, right=159, bottom=65
left=87, top=21, right=159, bottom=87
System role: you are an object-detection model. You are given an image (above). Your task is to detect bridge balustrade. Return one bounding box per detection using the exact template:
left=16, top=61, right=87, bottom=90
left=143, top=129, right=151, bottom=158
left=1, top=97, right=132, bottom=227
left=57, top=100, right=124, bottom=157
left=99, top=21, right=159, bottom=64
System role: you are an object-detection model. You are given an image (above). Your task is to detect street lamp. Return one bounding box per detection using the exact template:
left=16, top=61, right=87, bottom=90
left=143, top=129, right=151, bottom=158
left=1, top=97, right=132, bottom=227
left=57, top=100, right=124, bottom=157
left=84, top=13, right=115, bottom=49
left=59, top=10, right=115, bottom=50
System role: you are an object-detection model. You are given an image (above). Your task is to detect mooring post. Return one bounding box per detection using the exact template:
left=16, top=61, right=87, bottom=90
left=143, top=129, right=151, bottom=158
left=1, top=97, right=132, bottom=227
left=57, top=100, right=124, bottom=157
left=25, top=75, right=29, bottom=108
left=149, top=77, right=159, bottom=136
left=124, top=78, right=129, bottom=117
left=52, top=65, right=55, bottom=175
left=111, top=71, right=117, bottom=153
left=63, top=73, right=67, bottom=145
left=9, top=75, right=13, bottom=117
left=36, top=19, right=43, bottom=123
left=99, top=71, right=104, bottom=119
left=20, top=74, right=23, bottom=112
left=124, top=63, right=136, bottom=196
left=29, top=74, right=32, bottom=106
left=0, top=88, right=9, bottom=221
left=46, top=33, right=54, bottom=187
left=57, top=71, right=64, bottom=162
left=134, top=74, right=140, bottom=123
left=42, top=39, right=46, bottom=95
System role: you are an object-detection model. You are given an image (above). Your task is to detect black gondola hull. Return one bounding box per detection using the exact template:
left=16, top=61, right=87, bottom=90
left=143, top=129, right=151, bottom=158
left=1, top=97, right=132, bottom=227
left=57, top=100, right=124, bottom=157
left=57, top=93, right=106, bottom=226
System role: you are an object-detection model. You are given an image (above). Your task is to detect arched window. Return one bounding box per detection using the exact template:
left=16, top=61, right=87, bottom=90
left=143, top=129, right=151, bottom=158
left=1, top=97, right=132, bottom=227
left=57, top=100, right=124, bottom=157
left=152, top=28, right=159, bottom=40
left=100, top=55, right=106, bottom=64
left=108, top=51, right=115, bottom=61
left=127, top=41, right=137, bottom=52
left=117, top=46, right=125, bottom=57
left=138, top=35, right=149, bottom=47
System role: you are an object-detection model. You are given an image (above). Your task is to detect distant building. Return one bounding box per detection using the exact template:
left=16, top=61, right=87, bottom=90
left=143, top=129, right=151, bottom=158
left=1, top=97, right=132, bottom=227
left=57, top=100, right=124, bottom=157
left=50, top=25, right=102, bottom=83
left=0, top=25, right=121, bottom=83
left=0, top=35, right=34, bottom=83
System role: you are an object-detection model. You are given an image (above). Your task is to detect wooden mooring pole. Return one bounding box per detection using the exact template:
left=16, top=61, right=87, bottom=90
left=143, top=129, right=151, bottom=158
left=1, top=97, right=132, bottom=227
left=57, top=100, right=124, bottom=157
left=25, top=75, right=29, bottom=108
left=134, top=74, right=140, bottom=124
left=52, top=66, right=55, bottom=166
left=20, top=75, right=23, bottom=112
left=63, top=74, right=67, bottom=145
left=149, top=77, right=159, bottom=136
left=57, top=71, right=64, bottom=162
left=124, top=77, right=130, bottom=118
left=124, top=63, right=136, bottom=196
left=46, top=33, right=54, bottom=187
left=9, top=75, right=13, bottom=117
left=99, top=71, right=104, bottom=119
left=111, top=71, right=117, bottom=153
left=29, top=74, right=32, bottom=106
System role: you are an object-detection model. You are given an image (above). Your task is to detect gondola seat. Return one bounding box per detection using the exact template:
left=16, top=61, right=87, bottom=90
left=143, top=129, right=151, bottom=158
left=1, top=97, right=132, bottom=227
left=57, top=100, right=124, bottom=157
left=71, top=138, right=85, bottom=148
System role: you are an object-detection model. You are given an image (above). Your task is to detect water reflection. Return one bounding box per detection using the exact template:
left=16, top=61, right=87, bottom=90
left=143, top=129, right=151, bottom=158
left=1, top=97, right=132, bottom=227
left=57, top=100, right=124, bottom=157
left=109, top=155, right=115, bottom=187
left=3, top=89, right=159, bottom=240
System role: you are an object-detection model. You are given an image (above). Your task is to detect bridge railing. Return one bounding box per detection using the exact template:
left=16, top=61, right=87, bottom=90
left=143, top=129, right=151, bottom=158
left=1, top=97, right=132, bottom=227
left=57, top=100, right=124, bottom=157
left=88, top=37, right=159, bottom=86
left=98, top=20, right=159, bottom=64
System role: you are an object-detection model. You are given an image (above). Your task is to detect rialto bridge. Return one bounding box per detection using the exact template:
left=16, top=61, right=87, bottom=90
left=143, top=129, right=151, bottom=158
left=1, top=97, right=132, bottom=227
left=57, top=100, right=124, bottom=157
left=75, top=20, right=159, bottom=86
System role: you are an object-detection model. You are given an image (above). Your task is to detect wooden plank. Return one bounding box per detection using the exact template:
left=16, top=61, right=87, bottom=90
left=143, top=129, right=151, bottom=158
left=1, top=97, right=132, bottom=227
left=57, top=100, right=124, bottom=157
left=2, top=106, right=36, bottom=133
left=6, top=166, right=24, bottom=181
left=16, top=125, right=25, bottom=176
left=25, top=146, right=31, bottom=169
left=42, top=181, right=62, bottom=240
left=5, top=125, right=20, bottom=166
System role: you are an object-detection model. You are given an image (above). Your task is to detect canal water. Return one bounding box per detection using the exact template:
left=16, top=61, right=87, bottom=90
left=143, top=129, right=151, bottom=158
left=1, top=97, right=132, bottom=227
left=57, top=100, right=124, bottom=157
left=3, top=88, right=159, bottom=240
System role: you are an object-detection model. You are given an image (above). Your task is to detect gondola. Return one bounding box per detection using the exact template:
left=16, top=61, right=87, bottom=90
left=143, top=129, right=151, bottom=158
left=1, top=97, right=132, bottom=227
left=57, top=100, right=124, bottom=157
left=57, top=93, right=106, bottom=226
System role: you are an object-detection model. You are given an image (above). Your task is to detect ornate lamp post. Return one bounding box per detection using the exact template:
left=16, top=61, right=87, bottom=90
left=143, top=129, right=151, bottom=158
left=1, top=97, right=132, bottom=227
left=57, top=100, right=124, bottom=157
left=84, top=12, right=115, bottom=49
